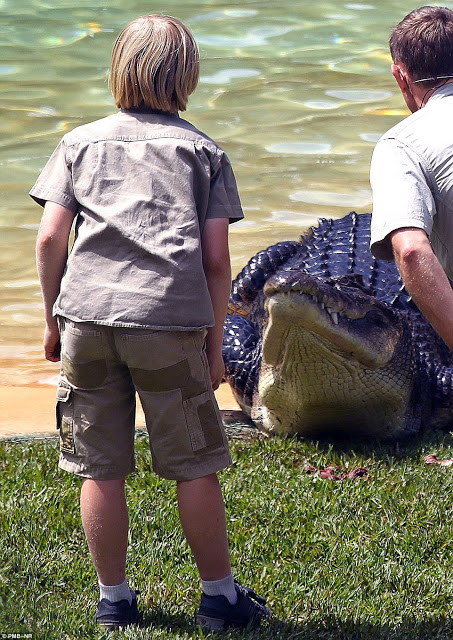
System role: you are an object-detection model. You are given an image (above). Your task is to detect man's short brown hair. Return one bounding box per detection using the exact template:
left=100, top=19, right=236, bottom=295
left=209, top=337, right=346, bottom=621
left=390, top=6, right=453, bottom=88
left=110, top=14, right=199, bottom=112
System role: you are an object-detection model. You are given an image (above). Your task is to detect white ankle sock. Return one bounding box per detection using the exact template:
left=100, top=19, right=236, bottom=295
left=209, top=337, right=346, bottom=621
left=201, top=573, right=238, bottom=605
left=99, top=578, right=132, bottom=604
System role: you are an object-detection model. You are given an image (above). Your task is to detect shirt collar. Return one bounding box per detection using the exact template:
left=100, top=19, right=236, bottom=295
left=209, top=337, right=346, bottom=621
left=425, top=81, right=453, bottom=105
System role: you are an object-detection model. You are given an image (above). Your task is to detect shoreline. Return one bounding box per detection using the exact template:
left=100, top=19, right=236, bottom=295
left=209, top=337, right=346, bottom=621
left=0, top=382, right=241, bottom=438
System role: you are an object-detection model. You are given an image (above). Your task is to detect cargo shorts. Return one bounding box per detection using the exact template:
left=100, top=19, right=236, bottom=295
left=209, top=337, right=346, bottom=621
left=55, top=318, right=232, bottom=481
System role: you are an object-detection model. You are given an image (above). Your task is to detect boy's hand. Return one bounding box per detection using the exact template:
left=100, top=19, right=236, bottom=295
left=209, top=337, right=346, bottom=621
left=44, top=321, right=61, bottom=362
left=206, top=346, right=225, bottom=390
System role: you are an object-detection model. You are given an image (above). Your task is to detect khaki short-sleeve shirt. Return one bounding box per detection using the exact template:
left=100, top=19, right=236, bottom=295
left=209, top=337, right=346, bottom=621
left=370, top=84, right=453, bottom=281
left=30, top=110, right=244, bottom=329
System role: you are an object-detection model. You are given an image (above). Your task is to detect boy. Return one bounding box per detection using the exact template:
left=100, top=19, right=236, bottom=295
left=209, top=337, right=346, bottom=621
left=32, top=14, right=271, bottom=631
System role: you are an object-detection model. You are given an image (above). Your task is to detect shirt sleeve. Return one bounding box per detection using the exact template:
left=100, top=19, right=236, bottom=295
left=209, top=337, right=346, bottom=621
left=207, top=152, right=244, bottom=224
left=370, top=137, right=435, bottom=260
left=29, top=138, right=79, bottom=212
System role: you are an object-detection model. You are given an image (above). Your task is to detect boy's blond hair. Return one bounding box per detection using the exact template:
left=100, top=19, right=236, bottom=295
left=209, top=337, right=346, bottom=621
left=110, top=14, right=199, bottom=112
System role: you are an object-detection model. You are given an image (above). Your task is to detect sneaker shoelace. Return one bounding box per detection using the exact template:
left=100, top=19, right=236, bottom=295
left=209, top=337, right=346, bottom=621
left=234, top=581, right=267, bottom=606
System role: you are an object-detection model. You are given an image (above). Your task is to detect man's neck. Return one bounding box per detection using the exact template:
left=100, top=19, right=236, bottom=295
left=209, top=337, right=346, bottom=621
left=391, top=62, right=453, bottom=112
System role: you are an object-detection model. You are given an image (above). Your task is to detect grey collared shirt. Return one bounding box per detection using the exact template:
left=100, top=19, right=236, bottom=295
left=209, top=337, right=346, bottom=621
left=370, top=83, right=453, bottom=281
left=30, top=110, right=244, bottom=329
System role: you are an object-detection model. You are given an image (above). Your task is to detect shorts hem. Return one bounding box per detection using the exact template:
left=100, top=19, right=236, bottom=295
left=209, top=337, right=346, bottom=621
left=58, top=456, right=136, bottom=480
left=154, top=452, right=232, bottom=482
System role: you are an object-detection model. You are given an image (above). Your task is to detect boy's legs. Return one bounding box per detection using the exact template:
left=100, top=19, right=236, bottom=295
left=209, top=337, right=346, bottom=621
left=80, top=472, right=232, bottom=582
left=80, top=470, right=234, bottom=606
left=80, top=471, right=235, bottom=600
left=80, top=468, right=232, bottom=583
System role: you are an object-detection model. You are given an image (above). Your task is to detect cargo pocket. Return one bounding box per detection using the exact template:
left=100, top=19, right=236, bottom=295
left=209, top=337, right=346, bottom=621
left=183, top=391, right=224, bottom=454
left=56, top=381, right=76, bottom=454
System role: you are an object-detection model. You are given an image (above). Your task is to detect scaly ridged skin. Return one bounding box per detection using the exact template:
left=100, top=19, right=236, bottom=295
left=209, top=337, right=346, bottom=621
left=223, top=212, right=453, bottom=438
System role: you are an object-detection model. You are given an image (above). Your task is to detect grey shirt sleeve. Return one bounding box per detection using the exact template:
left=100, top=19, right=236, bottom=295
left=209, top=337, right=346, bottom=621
left=370, top=137, right=435, bottom=260
left=207, top=152, right=244, bottom=224
left=29, top=139, right=78, bottom=212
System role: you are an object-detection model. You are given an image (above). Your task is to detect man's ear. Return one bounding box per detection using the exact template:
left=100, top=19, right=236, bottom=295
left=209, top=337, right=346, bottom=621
left=391, top=63, right=408, bottom=92
left=391, top=62, right=418, bottom=112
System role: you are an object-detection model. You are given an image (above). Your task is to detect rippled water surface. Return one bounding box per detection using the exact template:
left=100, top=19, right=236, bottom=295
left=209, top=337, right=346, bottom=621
left=0, top=0, right=434, bottom=384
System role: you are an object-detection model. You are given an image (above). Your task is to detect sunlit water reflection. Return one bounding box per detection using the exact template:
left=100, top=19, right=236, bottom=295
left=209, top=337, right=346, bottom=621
left=0, top=0, right=429, bottom=384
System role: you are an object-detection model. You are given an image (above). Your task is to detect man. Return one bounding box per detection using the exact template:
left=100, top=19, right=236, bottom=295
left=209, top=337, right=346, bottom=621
left=370, top=6, right=453, bottom=350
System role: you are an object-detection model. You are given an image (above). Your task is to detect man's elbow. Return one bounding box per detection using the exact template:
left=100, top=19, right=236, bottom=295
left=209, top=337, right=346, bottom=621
left=394, top=244, right=424, bottom=267
left=390, top=229, right=431, bottom=267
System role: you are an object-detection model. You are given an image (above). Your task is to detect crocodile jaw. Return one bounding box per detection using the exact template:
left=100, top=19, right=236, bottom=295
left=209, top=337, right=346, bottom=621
left=263, top=291, right=401, bottom=369
left=253, top=292, right=414, bottom=438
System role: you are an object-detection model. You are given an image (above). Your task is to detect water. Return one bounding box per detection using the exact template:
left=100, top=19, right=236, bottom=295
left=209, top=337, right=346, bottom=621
left=0, top=0, right=436, bottom=384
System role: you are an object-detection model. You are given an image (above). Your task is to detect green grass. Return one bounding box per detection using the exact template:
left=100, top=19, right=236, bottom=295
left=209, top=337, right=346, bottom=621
left=1, top=427, right=453, bottom=639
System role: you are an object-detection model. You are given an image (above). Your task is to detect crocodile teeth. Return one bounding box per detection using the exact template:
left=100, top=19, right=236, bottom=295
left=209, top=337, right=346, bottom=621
left=324, top=307, right=340, bottom=325
left=307, top=295, right=339, bottom=323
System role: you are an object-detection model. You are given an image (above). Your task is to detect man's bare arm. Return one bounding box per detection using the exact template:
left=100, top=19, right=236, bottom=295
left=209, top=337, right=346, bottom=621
left=201, top=217, right=231, bottom=390
left=36, top=201, right=76, bottom=361
left=391, top=227, right=453, bottom=349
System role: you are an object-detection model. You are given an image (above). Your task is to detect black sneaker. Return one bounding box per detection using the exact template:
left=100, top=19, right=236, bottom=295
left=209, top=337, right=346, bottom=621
left=196, top=580, right=272, bottom=631
left=96, top=589, right=140, bottom=630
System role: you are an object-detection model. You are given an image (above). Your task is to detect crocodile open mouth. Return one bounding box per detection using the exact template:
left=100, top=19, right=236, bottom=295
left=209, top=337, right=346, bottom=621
left=264, top=284, right=403, bottom=370
left=279, top=290, right=351, bottom=326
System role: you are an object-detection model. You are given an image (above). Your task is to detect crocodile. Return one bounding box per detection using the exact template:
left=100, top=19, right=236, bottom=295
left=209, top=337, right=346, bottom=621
left=222, top=212, right=453, bottom=439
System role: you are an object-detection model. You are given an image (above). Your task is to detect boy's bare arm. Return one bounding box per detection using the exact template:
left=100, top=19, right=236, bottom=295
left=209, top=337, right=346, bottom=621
left=391, top=227, right=453, bottom=349
left=201, top=217, right=232, bottom=389
left=36, top=201, right=76, bottom=361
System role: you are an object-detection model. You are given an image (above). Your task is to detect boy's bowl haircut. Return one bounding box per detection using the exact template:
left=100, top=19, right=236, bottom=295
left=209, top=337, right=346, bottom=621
left=109, top=14, right=200, bottom=113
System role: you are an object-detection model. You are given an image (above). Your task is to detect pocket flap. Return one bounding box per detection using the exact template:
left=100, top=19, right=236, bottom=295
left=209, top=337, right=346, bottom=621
left=56, top=383, right=72, bottom=403
left=183, top=391, right=224, bottom=453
